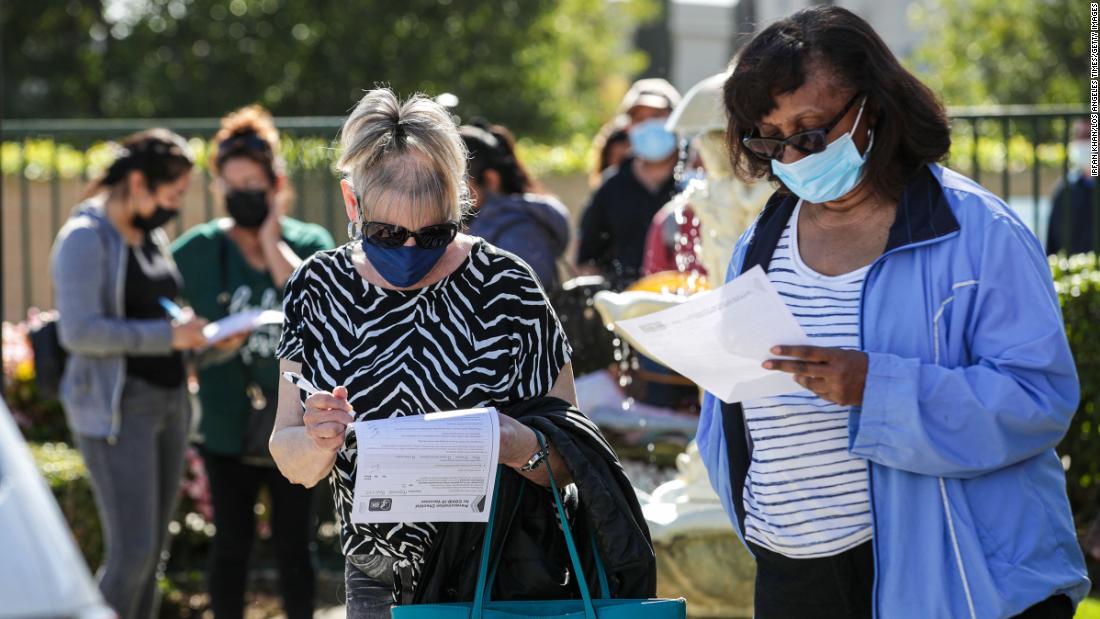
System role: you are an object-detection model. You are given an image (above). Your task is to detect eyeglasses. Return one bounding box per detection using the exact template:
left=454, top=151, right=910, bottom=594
left=741, top=93, right=863, bottom=161
left=361, top=221, right=459, bottom=249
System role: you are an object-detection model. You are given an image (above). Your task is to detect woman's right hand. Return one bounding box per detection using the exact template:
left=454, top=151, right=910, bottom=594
left=303, top=386, right=354, bottom=453
left=171, top=313, right=209, bottom=350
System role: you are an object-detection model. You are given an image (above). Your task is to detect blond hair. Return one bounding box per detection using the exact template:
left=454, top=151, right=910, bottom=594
left=337, top=88, right=469, bottom=227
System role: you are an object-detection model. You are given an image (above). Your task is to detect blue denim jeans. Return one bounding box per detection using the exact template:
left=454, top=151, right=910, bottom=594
left=345, top=554, right=397, bottom=619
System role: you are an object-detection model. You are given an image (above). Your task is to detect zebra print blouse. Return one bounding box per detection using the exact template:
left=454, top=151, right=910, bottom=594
left=276, top=239, right=571, bottom=590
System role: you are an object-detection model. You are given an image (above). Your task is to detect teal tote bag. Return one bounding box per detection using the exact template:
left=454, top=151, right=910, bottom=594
left=393, top=430, right=686, bottom=619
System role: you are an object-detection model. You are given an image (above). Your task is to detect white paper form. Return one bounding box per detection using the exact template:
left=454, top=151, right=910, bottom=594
left=615, top=265, right=812, bottom=404
left=350, top=407, right=500, bottom=524
left=202, top=309, right=283, bottom=344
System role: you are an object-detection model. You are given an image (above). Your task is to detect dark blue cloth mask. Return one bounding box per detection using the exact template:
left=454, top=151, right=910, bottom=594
left=362, top=238, right=447, bottom=288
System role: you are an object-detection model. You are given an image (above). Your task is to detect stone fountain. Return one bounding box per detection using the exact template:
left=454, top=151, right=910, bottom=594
left=584, top=70, right=773, bottom=618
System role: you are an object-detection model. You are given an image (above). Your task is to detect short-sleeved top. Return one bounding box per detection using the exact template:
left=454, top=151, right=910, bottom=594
left=172, top=217, right=334, bottom=455
left=276, top=239, right=571, bottom=590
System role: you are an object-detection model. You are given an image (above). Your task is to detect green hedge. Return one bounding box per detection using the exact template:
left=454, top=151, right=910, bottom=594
left=1, top=133, right=593, bottom=181
left=30, top=442, right=103, bottom=569
left=26, top=440, right=344, bottom=577
left=2, top=117, right=1080, bottom=183
left=1053, top=253, right=1100, bottom=521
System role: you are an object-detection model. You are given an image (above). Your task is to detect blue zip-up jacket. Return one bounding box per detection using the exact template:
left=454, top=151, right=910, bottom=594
left=697, top=164, right=1089, bottom=618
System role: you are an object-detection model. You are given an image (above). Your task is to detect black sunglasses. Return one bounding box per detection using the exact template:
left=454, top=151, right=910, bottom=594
left=362, top=221, right=459, bottom=249
left=742, top=93, right=863, bottom=161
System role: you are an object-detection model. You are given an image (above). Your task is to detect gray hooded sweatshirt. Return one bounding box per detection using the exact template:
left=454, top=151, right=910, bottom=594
left=50, top=200, right=183, bottom=442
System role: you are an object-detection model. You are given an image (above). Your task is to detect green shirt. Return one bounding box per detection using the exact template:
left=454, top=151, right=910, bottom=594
left=172, top=217, right=334, bottom=455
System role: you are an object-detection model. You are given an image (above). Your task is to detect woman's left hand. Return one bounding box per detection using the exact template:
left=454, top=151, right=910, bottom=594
left=498, top=412, right=538, bottom=468
left=763, top=345, right=869, bottom=406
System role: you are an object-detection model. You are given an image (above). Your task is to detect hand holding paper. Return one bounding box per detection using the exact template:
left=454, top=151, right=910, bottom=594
left=202, top=309, right=284, bottom=344
left=614, top=265, right=811, bottom=403
left=351, top=408, right=500, bottom=523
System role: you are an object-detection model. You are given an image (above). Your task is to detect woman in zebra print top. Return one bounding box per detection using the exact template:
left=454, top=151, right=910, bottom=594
left=270, top=89, right=577, bottom=618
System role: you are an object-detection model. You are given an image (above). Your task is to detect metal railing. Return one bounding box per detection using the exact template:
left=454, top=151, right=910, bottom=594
left=0, top=105, right=1093, bottom=323
left=2, top=118, right=350, bottom=322
left=947, top=105, right=1092, bottom=245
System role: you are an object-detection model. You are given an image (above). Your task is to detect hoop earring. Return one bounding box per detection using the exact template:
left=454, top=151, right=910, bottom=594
left=347, top=220, right=362, bottom=241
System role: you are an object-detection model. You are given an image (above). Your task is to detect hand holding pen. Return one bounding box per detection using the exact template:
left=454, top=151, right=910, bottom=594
left=282, top=371, right=353, bottom=453
left=160, top=297, right=209, bottom=351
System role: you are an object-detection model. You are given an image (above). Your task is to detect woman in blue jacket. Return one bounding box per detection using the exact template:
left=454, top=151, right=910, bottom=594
left=696, top=6, right=1088, bottom=619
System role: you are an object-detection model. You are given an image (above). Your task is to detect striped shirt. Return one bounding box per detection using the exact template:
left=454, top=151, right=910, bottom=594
left=741, top=200, right=873, bottom=558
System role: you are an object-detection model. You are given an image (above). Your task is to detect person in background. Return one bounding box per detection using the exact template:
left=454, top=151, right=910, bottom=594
left=1047, top=120, right=1098, bottom=255
left=50, top=129, right=210, bottom=619
left=460, top=121, right=570, bottom=294
left=698, top=7, right=1086, bottom=618
left=171, top=105, right=334, bottom=619
left=640, top=71, right=774, bottom=282
left=576, top=78, right=682, bottom=289
left=269, top=88, right=579, bottom=618
left=589, top=118, right=632, bottom=187
left=641, top=201, right=705, bottom=278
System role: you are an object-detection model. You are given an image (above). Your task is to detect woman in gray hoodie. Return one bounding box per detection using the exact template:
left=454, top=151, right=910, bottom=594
left=49, top=129, right=211, bottom=619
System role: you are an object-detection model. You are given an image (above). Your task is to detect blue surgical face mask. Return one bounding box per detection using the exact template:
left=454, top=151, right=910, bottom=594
left=770, top=97, right=872, bottom=204
left=629, top=118, right=678, bottom=162
left=361, top=238, right=447, bottom=288
left=1069, top=140, right=1092, bottom=172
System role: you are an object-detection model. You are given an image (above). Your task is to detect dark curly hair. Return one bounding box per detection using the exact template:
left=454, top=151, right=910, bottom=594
left=212, top=104, right=285, bottom=183
left=724, top=6, right=951, bottom=200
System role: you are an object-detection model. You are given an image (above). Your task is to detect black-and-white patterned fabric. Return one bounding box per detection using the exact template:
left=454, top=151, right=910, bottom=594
left=276, top=239, right=571, bottom=592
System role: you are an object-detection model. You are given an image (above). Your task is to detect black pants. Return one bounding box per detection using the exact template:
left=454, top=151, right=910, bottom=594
left=1013, top=594, right=1074, bottom=619
left=751, top=540, right=875, bottom=619
left=201, top=449, right=316, bottom=619
left=749, top=540, right=1072, bottom=618
left=345, top=555, right=397, bottom=619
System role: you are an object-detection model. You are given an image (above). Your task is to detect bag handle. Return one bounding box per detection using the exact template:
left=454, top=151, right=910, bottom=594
left=473, top=430, right=602, bottom=619
left=481, top=472, right=612, bottom=601
left=484, top=479, right=524, bottom=590
left=470, top=466, right=505, bottom=617
left=590, top=534, right=611, bottom=599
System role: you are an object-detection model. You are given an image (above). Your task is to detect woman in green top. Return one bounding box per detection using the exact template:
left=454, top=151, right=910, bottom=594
left=172, top=105, right=334, bottom=619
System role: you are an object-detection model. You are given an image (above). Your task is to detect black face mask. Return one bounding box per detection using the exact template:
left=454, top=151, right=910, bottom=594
left=225, top=190, right=270, bottom=229
left=131, top=205, right=179, bottom=231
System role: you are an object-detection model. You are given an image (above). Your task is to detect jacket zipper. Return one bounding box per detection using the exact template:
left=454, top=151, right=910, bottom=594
left=107, top=222, right=128, bottom=445
left=931, top=281, right=980, bottom=619
left=855, top=230, right=961, bottom=619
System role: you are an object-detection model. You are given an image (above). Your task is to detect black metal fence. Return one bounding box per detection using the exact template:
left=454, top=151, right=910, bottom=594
left=1, top=105, right=1093, bottom=322
left=947, top=105, right=1094, bottom=247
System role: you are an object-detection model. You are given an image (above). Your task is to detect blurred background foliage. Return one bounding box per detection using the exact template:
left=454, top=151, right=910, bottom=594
left=2, top=0, right=656, bottom=142
left=909, top=0, right=1087, bottom=106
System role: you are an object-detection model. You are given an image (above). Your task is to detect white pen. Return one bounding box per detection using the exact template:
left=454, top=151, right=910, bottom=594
left=281, top=371, right=321, bottom=397
left=282, top=371, right=356, bottom=415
